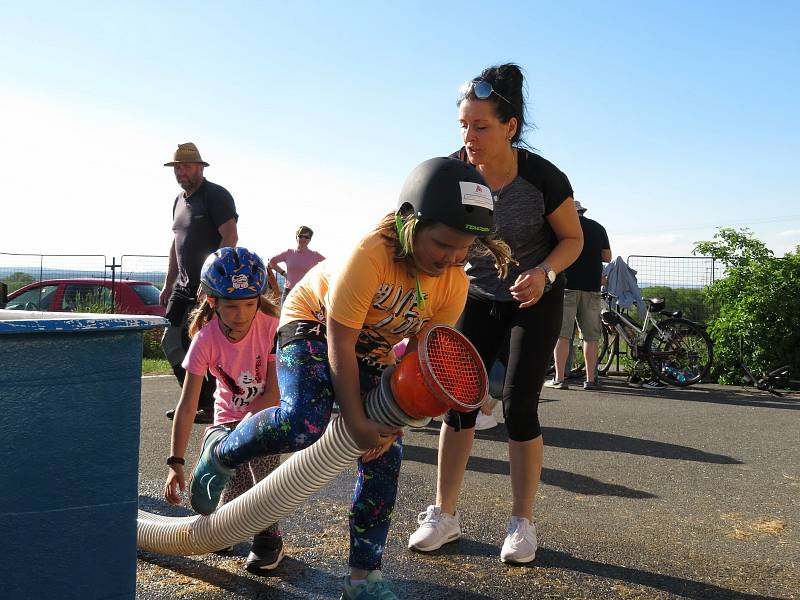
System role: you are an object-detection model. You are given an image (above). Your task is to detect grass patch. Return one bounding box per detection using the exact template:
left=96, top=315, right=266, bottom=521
left=143, top=357, right=172, bottom=374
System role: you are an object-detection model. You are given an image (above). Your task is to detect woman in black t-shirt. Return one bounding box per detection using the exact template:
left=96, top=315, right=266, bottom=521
left=409, top=63, right=583, bottom=564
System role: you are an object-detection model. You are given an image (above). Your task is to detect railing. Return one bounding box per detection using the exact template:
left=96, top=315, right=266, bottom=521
left=0, top=253, right=169, bottom=294
left=627, top=255, right=723, bottom=324
left=2, top=252, right=725, bottom=322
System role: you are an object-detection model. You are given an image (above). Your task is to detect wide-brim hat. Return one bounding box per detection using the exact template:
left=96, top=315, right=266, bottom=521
left=574, top=200, right=587, bottom=213
left=164, top=142, right=209, bottom=167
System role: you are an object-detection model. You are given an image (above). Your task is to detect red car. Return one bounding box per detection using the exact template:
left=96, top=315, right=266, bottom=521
left=3, top=278, right=166, bottom=316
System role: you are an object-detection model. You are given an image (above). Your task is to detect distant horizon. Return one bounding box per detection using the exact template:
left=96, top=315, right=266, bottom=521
left=0, top=257, right=732, bottom=292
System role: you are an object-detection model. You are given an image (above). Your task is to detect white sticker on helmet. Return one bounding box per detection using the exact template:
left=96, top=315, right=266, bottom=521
left=231, top=274, right=249, bottom=289
left=459, top=181, right=493, bottom=210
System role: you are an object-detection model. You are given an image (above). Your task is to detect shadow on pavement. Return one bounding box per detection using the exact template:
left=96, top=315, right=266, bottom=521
left=401, top=444, right=656, bottom=498
left=541, top=427, right=742, bottom=464
left=533, top=547, right=786, bottom=600
left=138, top=494, right=195, bottom=517
left=596, top=378, right=800, bottom=411
left=138, top=551, right=335, bottom=599
left=409, top=420, right=741, bottom=465
left=409, top=540, right=784, bottom=599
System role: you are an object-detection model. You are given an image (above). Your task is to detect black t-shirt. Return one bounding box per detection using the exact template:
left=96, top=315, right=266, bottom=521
left=453, top=148, right=573, bottom=301
left=172, top=179, right=238, bottom=291
left=564, top=215, right=609, bottom=292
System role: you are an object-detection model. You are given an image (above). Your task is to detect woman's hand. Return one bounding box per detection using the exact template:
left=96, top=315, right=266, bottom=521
left=164, top=465, right=186, bottom=505
left=510, top=267, right=547, bottom=308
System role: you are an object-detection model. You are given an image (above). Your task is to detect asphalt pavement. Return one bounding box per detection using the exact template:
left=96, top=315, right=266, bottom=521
left=137, top=375, right=799, bottom=599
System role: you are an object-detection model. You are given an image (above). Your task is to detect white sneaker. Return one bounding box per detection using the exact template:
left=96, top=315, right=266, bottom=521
left=408, top=505, right=461, bottom=552
left=475, top=411, right=498, bottom=431
left=544, top=379, right=569, bottom=390
left=500, top=516, right=537, bottom=564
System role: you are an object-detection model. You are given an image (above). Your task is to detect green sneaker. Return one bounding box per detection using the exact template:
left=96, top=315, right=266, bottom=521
left=341, top=571, right=398, bottom=600
left=189, top=425, right=235, bottom=515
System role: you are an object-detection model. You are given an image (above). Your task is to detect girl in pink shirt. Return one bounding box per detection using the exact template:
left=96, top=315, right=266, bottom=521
left=163, top=246, right=286, bottom=575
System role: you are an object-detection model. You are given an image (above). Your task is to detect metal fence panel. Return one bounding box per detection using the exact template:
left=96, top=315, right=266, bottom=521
left=120, top=255, right=169, bottom=289
left=2, top=252, right=728, bottom=323
left=626, top=255, right=722, bottom=289
left=0, top=253, right=107, bottom=293
left=627, top=255, right=722, bottom=323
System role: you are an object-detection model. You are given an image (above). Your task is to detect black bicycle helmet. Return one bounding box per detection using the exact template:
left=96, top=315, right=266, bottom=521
left=397, top=157, right=494, bottom=235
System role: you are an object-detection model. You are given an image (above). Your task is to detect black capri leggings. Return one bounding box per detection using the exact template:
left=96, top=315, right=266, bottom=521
left=443, top=279, right=564, bottom=441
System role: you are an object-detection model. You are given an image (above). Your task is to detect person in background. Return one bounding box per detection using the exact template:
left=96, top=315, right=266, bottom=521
left=546, top=200, right=611, bottom=390
left=268, top=226, right=325, bottom=303
left=163, top=247, right=287, bottom=574
left=409, top=63, right=583, bottom=565
left=160, top=143, right=238, bottom=423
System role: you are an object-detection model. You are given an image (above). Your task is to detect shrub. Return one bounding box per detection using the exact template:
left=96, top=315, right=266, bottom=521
left=143, top=327, right=165, bottom=359
left=693, top=228, right=800, bottom=383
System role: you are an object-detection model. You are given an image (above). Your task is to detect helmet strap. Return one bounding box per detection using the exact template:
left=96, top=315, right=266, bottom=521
left=396, top=212, right=426, bottom=309
left=395, top=212, right=408, bottom=255
left=212, top=296, right=261, bottom=341
left=213, top=306, right=236, bottom=340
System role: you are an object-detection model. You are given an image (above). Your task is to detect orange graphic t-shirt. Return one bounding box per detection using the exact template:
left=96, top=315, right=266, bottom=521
left=279, top=230, right=468, bottom=369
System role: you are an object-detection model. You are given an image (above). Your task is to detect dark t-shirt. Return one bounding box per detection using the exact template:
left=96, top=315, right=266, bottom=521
left=564, top=215, right=609, bottom=292
left=459, top=149, right=573, bottom=301
left=172, top=179, right=238, bottom=291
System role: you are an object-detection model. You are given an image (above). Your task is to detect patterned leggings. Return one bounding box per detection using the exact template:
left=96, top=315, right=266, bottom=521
left=219, top=453, right=281, bottom=539
left=217, top=338, right=403, bottom=570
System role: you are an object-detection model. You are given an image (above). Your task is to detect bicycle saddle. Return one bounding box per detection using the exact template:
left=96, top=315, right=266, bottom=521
left=645, top=297, right=665, bottom=312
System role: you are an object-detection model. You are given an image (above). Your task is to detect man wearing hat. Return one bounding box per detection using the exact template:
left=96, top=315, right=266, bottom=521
left=546, top=200, right=611, bottom=390
left=160, top=143, right=239, bottom=422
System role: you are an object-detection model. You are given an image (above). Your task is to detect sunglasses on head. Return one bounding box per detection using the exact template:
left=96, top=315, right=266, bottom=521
left=298, top=234, right=311, bottom=239
left=458, top=79, right=512, bottom=105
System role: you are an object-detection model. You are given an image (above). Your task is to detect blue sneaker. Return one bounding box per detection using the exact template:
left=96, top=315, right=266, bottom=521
left=341, top=571, right=398, bottom=600
left=190, top=425, right=235, bottom=515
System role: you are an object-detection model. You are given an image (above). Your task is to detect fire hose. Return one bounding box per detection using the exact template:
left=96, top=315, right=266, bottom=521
left=137, top=325, right=486, bottom=556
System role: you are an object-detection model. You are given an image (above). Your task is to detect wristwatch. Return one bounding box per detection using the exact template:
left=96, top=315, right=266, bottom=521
left=166, top=456, right=185, bottom=467
left=536, top=262, right=557, bottom=285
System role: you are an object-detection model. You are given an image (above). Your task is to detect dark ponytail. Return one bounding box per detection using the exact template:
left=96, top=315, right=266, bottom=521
left=461, top=63, right=534, bottom=147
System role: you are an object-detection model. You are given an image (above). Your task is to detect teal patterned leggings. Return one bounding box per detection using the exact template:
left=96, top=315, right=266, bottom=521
left=216, top=338, right=402, bottom=570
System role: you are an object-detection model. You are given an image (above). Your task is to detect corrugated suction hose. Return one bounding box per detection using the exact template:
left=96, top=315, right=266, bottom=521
left=137, top=325, right=485, bottom=555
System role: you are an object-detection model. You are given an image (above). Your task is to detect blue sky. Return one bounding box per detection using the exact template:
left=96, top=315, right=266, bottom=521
left=2, top=1, right=798, bottom=264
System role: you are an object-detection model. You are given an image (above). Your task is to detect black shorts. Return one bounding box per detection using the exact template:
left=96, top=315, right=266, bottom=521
left=443, top=279, right=564, bottom=441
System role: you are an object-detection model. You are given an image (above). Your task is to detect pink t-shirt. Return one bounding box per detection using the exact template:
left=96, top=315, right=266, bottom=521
left=182, top=311, right=279, bottom=425
left=270, top=248, right=325, bottom=289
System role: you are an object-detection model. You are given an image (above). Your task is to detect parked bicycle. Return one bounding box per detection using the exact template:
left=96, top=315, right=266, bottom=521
left=737, top=339, right=800, bottom=397
left=599, top=292, right=713, bottom=387
left=741, top=363, right=800, bottom=397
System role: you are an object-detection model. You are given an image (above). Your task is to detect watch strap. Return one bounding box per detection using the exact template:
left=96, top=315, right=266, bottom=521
left=536, top=262, right=556, bottom=283
left=167, top=456, right=185, bottom=466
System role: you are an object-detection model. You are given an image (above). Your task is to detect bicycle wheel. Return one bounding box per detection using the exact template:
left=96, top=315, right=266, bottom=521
left=569, top=336, right=586, bottom=379
left=595, top=324, right=609, bottom=373
left=599, top=326, right=618, bottom=375
left=645, top=318, right=713, bottom=386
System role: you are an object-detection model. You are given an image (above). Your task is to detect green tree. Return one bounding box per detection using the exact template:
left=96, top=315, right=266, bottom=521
left=3, top=271, right=35, bottom=292
left=693, top=228, right=800, bottom=383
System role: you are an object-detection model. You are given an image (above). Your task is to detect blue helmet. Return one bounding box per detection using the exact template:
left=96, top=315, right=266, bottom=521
left=200, top=247, right=267, bottom=299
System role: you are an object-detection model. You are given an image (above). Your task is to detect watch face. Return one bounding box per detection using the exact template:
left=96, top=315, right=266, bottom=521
left=548, top=270, right=556, bottom=283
